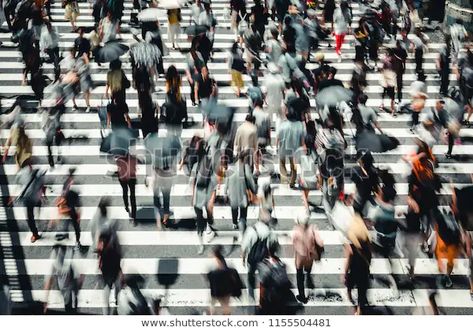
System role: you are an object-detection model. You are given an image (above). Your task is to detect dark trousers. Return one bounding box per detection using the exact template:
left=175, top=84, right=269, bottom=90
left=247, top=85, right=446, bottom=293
left=26, top=204, right=39, bottom=236
left=119, top=178, right=137, bottom=219
left=194, top=206, right=213, bottom=236
left=415, top=48, right=424, bottom=79
left=411, top=111, right=419, bottom=127
left=396, top=73, right=403, bottom=102
left=247, top=263, right=258, bottom=300
left=296, top=267, right=314, bottom=298
left=69, top=209, right=81, bottom=243
left=153, top=188, right=171, bottom=215
left=231, top=206, right=248, bottom=232
left=440, top=69, right=450, bottom=95
left=47, top=131, right=63, bottom=167
left=45, top=47, right=60, bottom=81
left=447, top=132, right=454, bottom=155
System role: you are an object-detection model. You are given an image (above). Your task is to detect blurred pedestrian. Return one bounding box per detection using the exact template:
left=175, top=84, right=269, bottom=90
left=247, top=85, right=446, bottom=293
left=292, top=214, right=323, bottom=304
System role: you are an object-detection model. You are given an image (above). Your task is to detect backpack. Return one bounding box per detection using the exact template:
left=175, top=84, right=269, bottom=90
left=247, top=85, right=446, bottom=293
left=19, top=169, right=45, bottom=206
left=195, top=147, right=212, bottom=189
left=247, top=229, right=269, bottom=266
left=411, top=156, right=440, bottom=191
left=435, top=209, right=461, bottom=245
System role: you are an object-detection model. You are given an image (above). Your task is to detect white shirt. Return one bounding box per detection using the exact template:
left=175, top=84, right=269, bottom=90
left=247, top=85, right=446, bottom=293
left=263, top=73, right=285, bottom=109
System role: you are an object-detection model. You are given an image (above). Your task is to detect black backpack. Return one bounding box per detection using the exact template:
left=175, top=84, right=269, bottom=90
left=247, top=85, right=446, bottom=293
left=247, top=230, right=269, bottom=266
left=435, top=209, right=461, bottom=245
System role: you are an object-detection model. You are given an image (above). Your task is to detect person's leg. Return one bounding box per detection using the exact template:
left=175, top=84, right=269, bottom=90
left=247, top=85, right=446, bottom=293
left=279, top=158, right=288, bottom=184
left=247, top=263, right=257, bottom=300
left=296, top=267, right=305, bottom=298
left=26, top=205, right=39, bottom=237
left=305, top=265, right=315, bottom=289
left=239, top=206, right=248, bottom=234
left=335, top=34, right=342, bottom=55
left=47, top=142, right=54, bottom=167
left=289, top=157, right=297, bottom=187
left=195, top=207, right=205, bottom=253
left=119, top=179, right=129, bottom=212
left=128, top=179, right=137, bottom=220
left=447, top=132, right=454, bottom=156
left=162, top=188, right=171, bottom=222
left=102, top=283, right=111, bottom=315
left=153, top=190, right=162, bottom=226
left=71, top=213, right=81, bottom=244
left=397, top=74, right=403, bottom=103
left=231, top=207, right=239, bottom=227
left=219, top=296, right=231, bottom=315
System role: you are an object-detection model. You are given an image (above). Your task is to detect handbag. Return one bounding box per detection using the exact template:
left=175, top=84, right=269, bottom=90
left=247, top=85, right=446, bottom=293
left=243, top=165, right=258, bottom=205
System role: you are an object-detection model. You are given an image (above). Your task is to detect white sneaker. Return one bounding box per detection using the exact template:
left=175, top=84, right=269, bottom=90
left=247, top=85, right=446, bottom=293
left=85, top=107, right=90, bottom=113
left=338, top=55, right=342, bottom=63
left=205, top=223, right=212, bottom=235
left=197, top=245, right=204, bottom=255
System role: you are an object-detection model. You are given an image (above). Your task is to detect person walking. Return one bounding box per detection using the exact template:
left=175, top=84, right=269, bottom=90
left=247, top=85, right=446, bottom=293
left=167, top=8, right=181, bottom=50
left=277, top=117, right=305, bottom=187
left=97, top=228, right=123, bottom=315
left=63, top=0, right=79, bottom=31
left=191, top=140, right=217, bottom=255
left=224, top=150, right=257, bottom=233
left=206, top=245, right=243, bottom=315
left=228, top=42, right=245, bottom=97
left=344, top=215, right=372, bottom=315
left=437, top=34, right=451, bottom=96
left=241, top=213, right=278, bottom=303
left=292, top=214, right=324, bottom=304
left=116, top=153, right=137, bottom=225
left=233, top=114, right=258, bottom=171
left=332, top=0, right=351, bottom=62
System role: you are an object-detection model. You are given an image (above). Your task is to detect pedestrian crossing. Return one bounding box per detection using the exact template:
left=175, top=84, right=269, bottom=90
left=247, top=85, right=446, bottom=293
left=1, top=0, right=473, bottom=315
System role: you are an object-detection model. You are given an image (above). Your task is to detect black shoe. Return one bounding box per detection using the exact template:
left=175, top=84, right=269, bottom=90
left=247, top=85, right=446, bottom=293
left=445, top=153, right=453, bottom=159
left=125, top=206, right=130, bottom=213
left=296, top=295, right=308, bottom=304
left=306, top=277, right=315, bottom=289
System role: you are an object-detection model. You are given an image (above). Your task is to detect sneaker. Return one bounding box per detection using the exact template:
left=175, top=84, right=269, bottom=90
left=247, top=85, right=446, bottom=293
left=444, top=275, right=453, bottom=288
left=445, top=153, right=453, bottom=159
left=85, top=107, right=90, bottom=113
left=197, top=245, right=204, bottom=255
left=205, top=223, right=212, bottom=235
left=338, top=55, right=342, bottom=63
left=232, top=224, right=239, bottom=230
left=296, top=295, right=308, bottom=304
left=30, top=234, right=41, bottom=243
left=74, top=241, right=82, bottom=251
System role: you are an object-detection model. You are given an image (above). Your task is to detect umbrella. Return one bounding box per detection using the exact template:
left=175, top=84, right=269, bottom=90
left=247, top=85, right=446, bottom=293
left=315, top=86, right=353, bottom=107
left=157, top=0, right=184, bottom=9
left=202, top=101, right=235, bottom=135
left=455, top=186, right=473, bottom=230
left=185, top=24, right=208, bottom=37
left=356, top=130, right=400, bottom=153
left=144, top=133, right=181, bottom=169
left=138, top=8, right=161, bottom=22
left=130, top=42, right=161, bottom=67
left=95, top=41, right=129, bottom=63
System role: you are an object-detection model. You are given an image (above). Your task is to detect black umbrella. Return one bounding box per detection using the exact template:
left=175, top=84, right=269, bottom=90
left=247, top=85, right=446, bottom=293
left=356, top=130, right=399, bottom=153
left=144, top=133, right=181, bottom=169
left=315, top=85, right=353, bottom=107
left=95, top=41, right=129, bottom=63
left=202, top=101, right=235, bottom=135
left=455, top=186, right=473, bottom=230
left=185, top=24, right=208, bottom=37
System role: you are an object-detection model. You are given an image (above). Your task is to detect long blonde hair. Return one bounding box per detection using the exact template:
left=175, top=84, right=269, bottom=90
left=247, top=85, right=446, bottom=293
left=165, top=65, right=182, bottom=102
left=108, top=69, right=123, bottom=93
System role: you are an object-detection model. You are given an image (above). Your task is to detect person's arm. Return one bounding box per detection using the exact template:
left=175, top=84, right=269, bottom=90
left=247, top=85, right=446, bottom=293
left=2, top=136, right=12, bottom=163
left=194, top=81, right=199, bottom=103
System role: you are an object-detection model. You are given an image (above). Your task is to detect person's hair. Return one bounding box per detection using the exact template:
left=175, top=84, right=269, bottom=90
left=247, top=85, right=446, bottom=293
left=245, top=114, right=256, bottom=124
left=108, top=69, right=123, bottom=93
left=340, top=0, right=349, bottom=12
left=251, top=74, right=258, bottom=87
left=358, top=93, right=368, bottom=105
left=98, top=197, right=109, bottom=217
left=165, top=65, right=182, bottom=102
left=212, top=245, right=227, bottom=267
left=254, top=98, right=264, bottom=107
left=231, top=42, right=239, bottom=54
left=357, top=150, right=374, bottom=169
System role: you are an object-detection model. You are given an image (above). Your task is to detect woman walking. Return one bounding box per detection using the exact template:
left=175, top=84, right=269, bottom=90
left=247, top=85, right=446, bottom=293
left=332, top=0, right=351, bottom=62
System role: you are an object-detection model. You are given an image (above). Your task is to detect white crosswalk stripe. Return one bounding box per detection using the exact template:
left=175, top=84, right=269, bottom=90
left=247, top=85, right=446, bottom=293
left=1, top=0, right=472, bottom=315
